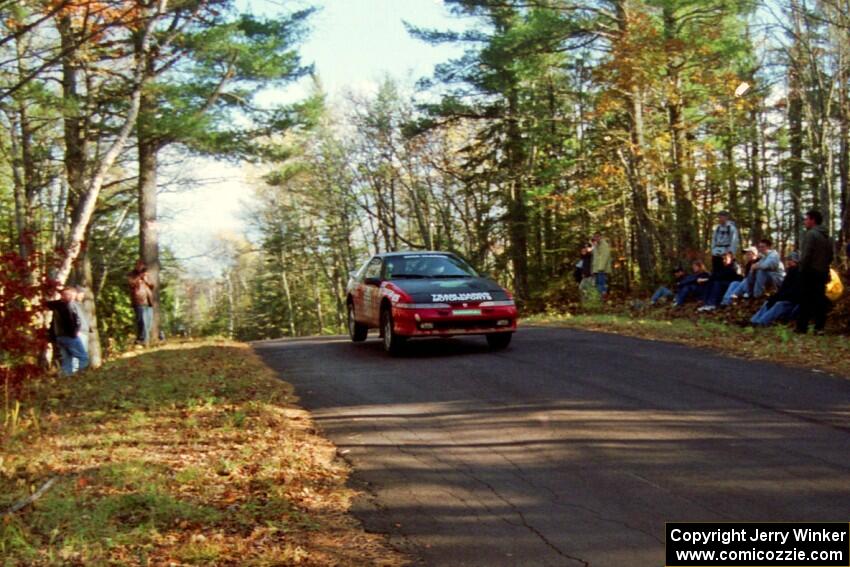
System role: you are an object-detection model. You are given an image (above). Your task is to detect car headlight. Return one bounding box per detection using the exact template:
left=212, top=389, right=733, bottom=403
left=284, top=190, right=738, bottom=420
left=479, top=300, right=515, bottom=307
left=395, top=303, right=452, bottom=309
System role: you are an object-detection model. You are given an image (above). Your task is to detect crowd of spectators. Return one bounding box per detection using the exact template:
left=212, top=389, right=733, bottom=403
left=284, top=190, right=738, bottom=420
left=643, top=209, right=842, bottom=334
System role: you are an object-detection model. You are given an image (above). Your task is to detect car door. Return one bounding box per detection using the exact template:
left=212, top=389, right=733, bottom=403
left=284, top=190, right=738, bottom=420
left=359, top=257, right=383, bottom=326
left=349, top=258, right=369, bottom=319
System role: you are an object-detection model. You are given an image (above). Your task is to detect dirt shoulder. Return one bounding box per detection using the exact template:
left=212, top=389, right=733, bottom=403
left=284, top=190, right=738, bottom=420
left=1, top=340, right=406, bottom=566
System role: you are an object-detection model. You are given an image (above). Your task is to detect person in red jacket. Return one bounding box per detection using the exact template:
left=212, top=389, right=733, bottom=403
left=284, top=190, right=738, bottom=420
left=128, top=260, right=155, bottom=345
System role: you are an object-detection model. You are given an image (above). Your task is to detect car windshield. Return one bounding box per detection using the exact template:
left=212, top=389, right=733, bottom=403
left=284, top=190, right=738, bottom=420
left=384, top=255, right=478, bottom=280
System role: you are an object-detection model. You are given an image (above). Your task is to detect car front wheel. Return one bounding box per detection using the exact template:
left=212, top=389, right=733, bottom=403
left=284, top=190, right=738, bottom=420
left=348, top=303, right=368, bottom=342
left=486, top=332, right=512, bottom=351
left=381, top=308, right=406, bottom=355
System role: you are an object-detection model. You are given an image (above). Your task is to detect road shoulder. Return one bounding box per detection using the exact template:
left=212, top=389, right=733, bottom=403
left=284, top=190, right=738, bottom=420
left=0, top=340, right=406, bottom=566
left=526, top=313, right=850, bottom=379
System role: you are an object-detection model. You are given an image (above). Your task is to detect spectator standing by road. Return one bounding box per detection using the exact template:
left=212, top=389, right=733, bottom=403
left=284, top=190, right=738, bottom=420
left=576, top=242, right=597, bottom=303
left=128, top=260, right=155, bottom=346
left=47, top=286, right=90, bottom=376
left=796, top=210, right=834, bottom=334
left=710, top=211, right=740, bottom=274
left=72, top=286, right=91, bottom=370
left=591, top=232, right=612, bottom=299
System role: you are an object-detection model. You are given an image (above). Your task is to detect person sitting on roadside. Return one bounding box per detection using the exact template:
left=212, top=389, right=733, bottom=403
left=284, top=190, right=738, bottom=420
left=746, top=238, right=785, bottom=298
left=46, top=285, right=90, bottom=376
left=698, top=252, right=742, bottom=312
left=721, top=246, right=758, bottom=306
left=673, top=260, right=711, bottom=307
left=751, top=252, right=802, bottom=327
left=651, top=266, right=687, bottom=305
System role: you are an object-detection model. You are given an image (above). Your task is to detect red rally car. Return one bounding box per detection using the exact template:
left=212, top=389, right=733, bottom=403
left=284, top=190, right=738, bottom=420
left=346, top=251, right=518, bottom=354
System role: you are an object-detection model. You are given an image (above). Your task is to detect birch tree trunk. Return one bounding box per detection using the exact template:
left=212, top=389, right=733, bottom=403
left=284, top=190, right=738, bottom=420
left=54, top=3, right=164, bottom=285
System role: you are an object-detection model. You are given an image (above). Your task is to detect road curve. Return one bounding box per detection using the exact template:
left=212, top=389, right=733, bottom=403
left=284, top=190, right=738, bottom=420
left=253, top=326, right=850, bottom=567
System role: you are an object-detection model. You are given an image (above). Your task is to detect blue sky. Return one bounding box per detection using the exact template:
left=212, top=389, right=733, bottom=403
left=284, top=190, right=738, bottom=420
left=295, top=0, right=464, bottom=97
left=162, top=0, right=466, bottom=275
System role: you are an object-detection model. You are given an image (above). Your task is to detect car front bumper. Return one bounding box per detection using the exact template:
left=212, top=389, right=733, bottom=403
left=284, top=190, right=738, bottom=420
left=392, top=305, right=518, bottom=337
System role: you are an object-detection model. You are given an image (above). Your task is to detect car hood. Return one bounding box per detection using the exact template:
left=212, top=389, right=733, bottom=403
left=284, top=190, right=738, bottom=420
left=390, top=277, right=510, bottom=303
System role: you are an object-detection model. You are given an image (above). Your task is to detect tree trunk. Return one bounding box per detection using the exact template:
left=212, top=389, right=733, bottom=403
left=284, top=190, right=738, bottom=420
left=281, top=266, right=296, bottom=337
left=314, top=280, right=324, bottom=334
left=746, top=106, right=764, bottom=242
left=7, top=110, right=32, bottom=260
left=663, top=5, right=698, bottom=257
left=137, top=133, right=161, bottom=342
left=80, top=245, right=103, bottom=367
left=724, top=109, right=740, bottom=225
left=55, top=9, right=159, bottom=284
left=667, top=95, right=698, bottom=255
left=788, top=64, right=804, bottom=248
left=506, top=85, right=530, bottom=301
left=615, top=0, right=657, bottom=285
left=837, top=36, right=849, bottom=251
left=840, top=105, right=849, bottom=252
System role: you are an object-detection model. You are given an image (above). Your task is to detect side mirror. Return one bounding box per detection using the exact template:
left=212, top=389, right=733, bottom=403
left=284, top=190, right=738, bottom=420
left=364, top=277, right=381, bottom=287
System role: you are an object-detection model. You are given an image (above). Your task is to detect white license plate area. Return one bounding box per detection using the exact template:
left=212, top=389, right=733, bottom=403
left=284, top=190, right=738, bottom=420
left=452, top=309, right=481, bottom=316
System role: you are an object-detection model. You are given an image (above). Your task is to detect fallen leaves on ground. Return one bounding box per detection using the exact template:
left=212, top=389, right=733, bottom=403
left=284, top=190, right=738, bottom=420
left=0, top=340, right=407, bottom=566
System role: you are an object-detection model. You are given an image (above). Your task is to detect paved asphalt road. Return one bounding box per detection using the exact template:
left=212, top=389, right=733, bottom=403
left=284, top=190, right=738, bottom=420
left=254, top=326, right=850, bottom=567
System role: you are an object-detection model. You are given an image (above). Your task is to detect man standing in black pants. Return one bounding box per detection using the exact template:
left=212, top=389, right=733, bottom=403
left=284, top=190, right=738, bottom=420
left=796, top=210, right=834, bottom=334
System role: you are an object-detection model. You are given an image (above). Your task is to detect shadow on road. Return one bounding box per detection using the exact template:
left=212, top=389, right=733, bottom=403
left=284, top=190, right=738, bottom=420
left=253, top=327, right=850, bottom=566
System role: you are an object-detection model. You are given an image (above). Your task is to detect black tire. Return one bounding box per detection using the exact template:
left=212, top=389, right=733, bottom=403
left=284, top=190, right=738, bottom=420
left=348, top=303, right=368, bottom=342
left=381, top=308, right=406, bottom=355
left=486, top=332, right=512, bottom=351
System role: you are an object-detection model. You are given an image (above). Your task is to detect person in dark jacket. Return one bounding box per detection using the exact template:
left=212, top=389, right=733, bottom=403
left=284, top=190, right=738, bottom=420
left=577, top=242, right=599, bottom=302
left=47, top=286, right=90, bottom=376
left=651, top=266, right=686, bottom=305
left=698, top=252, right=742, bottom=312
left=751, top=253, right=802, bottom=326
left=573, top=243, right=593, bottom=283
left=795, top=210, right=834, bottom=334
left=673, top=260, right=711, bottom=307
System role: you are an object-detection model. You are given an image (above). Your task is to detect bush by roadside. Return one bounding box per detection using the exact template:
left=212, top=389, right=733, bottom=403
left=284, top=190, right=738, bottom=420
left=0, top=340, right=405, bottom=566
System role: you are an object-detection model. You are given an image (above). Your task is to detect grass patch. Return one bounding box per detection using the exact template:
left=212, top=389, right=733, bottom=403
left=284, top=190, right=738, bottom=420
left=526, top=311, right=850, bottom=378
left=1, top=340, right=405, bottom=566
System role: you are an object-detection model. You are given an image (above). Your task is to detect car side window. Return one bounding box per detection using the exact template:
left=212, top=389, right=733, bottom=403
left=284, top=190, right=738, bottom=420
left=364, top=257, right=382, bottom=281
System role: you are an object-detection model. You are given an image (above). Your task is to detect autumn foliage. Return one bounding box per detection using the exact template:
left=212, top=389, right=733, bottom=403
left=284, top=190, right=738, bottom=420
left=0, top=250, right=52, bottom=393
